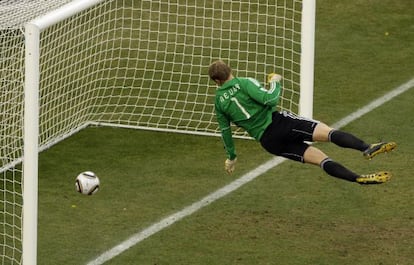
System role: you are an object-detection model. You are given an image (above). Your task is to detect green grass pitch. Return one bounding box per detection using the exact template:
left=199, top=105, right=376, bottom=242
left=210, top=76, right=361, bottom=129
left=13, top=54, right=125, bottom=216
left=37, top=0, right=414, bottom=264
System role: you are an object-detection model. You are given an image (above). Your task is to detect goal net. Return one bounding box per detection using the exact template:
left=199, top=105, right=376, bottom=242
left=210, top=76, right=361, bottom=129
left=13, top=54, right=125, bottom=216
left=0, top=0, right=314, bottom=264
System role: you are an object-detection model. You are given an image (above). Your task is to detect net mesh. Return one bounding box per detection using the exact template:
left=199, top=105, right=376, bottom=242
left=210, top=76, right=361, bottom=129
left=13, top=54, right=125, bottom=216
left=0, top=0, right=304, bottom=263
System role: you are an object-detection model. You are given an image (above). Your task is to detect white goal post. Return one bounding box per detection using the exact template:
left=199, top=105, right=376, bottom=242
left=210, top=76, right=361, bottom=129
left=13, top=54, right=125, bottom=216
left=1, top=0, right=315, bottom=264
left=23, top=1, right=107, bottom=264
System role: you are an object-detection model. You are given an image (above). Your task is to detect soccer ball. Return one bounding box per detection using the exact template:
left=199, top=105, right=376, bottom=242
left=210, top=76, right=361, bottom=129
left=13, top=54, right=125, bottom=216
left=75, top=171, right=100, bottom=195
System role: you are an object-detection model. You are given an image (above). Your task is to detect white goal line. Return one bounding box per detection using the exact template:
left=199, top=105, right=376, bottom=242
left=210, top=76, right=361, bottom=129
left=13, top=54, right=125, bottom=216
left=86, top=78, right=414, bottom=265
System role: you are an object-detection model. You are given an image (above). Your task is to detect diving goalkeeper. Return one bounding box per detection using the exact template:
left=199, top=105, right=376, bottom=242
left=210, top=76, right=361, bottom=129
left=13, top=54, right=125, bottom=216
left=208, top=60, right=396, bottom=184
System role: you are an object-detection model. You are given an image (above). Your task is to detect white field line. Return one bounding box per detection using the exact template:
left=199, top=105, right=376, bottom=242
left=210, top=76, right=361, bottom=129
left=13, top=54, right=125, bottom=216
left=86, top=78, right=414, bottom=265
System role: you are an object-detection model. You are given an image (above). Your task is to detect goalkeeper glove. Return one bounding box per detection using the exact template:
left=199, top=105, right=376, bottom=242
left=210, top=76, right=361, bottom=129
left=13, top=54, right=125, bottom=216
left=267, top=73, right=282, bottom=83
left=224, top=158, right=237, bottom=174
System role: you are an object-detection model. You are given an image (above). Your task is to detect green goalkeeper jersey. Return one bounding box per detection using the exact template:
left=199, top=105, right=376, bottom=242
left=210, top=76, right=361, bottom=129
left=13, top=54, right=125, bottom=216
left=214, top=77, right=281, bottom=160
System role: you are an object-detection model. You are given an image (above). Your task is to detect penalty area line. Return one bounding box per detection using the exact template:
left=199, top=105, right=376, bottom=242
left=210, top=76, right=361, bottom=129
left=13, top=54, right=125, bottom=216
left=86, top=78, right=414, bottom=265
left=86, top=156, right=286, bottom=265
left=331, top=78, right=414, bottom=129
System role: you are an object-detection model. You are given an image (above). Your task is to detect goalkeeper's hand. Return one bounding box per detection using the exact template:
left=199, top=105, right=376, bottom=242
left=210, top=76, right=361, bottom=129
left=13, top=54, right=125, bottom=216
left=224, top=158, right=237, bottom=174
left=267, top=73, right=282, bottom=83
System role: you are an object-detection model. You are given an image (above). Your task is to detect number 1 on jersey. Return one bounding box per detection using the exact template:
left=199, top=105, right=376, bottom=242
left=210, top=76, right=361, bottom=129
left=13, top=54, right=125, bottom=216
left=230, top=97, right=251, bottom=119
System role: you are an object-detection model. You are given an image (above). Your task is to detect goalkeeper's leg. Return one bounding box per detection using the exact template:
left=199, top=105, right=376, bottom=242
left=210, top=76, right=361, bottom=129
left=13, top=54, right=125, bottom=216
left=304, top=146, right=391, bottom=184
left=312, top=123, right=396, bottom=158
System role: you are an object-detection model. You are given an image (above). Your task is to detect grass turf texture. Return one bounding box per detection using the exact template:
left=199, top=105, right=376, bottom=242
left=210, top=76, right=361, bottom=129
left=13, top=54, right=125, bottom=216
left=36, top=0, right=413, bottom=264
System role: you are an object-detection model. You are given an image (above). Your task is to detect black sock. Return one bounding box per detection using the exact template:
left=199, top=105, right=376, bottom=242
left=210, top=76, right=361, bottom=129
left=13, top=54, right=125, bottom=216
left=320, top=158, right=359, bottom=182
left=328, top=130, right=369, bottom=151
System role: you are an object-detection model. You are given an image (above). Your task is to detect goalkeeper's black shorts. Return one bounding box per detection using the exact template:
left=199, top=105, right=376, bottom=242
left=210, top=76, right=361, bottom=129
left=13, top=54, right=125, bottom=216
left=260, top=111, right=319, bottom=163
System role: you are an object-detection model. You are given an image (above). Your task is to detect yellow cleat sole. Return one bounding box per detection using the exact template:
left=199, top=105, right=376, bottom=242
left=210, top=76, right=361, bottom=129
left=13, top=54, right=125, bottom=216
left=364, top=142, right=397, bottom=160
left=357, top=171, right=392, bottom=184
